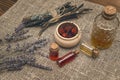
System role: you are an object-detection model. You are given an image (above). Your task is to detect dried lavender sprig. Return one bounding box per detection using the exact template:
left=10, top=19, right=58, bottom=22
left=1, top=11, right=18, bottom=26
left=0, top=54, right=52, bottom=71
left=4, top=34, right=13, bottom=42
left=5, top=34, right=32, bottom=42
left=13, top=35, right=32, bottom=42
left=22, top=12, right=53, bottom=27
left=27, top=62, right=52, bottom=71
left=15, top=23, right=25, bottom=33
left=7, top=67, right=23, bottom=71
left=0, top=55, right=33, bottom=71
left=26, top=45, right=36, bottom=54
left=14, top=38, right=48, bottom=53
left=6, top=44, right=11, bottom=51
left=13, top=30, right=29, bottom=37
left=38, top=52, right=49, bottom=58
left=55, top=2, right=77, bottom=15
left=38, top=3, right=92, bottom=37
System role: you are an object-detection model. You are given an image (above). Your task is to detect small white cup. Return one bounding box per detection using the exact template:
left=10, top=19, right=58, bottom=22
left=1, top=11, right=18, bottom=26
left=54, top=21, right=82, bottom=48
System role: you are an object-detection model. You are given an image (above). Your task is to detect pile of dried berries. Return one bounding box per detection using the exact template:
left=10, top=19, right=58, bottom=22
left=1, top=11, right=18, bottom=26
left=58, top=23, right=78, bottom=38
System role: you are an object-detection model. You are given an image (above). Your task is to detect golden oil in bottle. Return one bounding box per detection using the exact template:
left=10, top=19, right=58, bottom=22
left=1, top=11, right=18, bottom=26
left=91, top=25, right=115, bottom=49
left=91, top=6, right=119, bottom=49
left=80, top=43, right=99, bottom=58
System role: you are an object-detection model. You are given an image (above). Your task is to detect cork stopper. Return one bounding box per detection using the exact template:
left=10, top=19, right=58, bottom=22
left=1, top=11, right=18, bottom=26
left=74, top=50, right=80, bottom=54
left=50, top=43, right=59, bottom=50
left=92, top=48, right=99, bottom=58
left=104, top=6, right=117, bottom=16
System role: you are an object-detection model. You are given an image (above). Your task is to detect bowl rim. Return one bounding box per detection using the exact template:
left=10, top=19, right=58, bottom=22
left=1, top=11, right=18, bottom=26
left=56, top=21, right=81, bottom=40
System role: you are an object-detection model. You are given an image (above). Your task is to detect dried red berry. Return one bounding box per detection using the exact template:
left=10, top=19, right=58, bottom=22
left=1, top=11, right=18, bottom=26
left=62, top=33, right=67, bottom=37
left=65, top=26, right=72, bottom=32
left=58, top=27, right=64, bottom=35
left=71, top=27, right=77, bottom=35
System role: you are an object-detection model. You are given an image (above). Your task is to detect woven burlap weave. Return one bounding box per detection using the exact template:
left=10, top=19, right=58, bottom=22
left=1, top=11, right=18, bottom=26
left=0, top=0, right=120, bottom=80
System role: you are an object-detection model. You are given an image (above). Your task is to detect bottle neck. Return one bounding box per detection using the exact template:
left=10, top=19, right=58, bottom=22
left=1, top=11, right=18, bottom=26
left=74, top=50, right=80, bottom=55
left=50, top=48, right=59, bottom=52
left=102, top=12, right=116, bottom=20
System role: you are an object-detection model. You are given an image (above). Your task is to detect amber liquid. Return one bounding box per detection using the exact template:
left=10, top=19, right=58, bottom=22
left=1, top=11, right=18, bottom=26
left=91, top=24, right=115, bottom=49
left=80, top=43, right=92, bottom=56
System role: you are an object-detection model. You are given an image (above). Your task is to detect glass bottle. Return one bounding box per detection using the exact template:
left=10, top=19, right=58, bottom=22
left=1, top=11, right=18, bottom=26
left=91, top=6, right=119, bottom=49
left=57, top=50, right=79, bottom=67
left=49, top=43, right=59, bottom=61
left=80, top=43, right=99, bottom=58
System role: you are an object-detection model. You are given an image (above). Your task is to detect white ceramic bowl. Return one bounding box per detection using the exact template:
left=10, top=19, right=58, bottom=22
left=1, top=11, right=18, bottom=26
left=54, top=21, right=82, bottom=48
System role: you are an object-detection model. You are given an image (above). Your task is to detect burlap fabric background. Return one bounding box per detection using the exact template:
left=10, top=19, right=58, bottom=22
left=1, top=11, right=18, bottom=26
left=0, top=0, right=120, bottom=80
